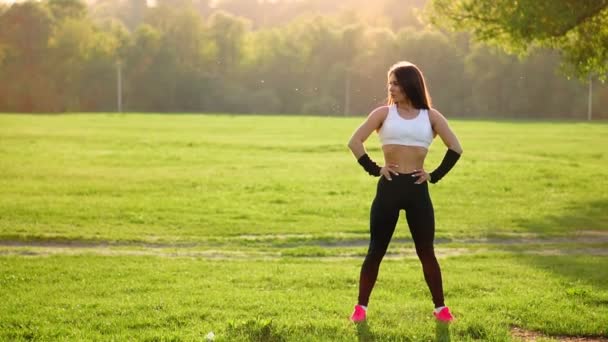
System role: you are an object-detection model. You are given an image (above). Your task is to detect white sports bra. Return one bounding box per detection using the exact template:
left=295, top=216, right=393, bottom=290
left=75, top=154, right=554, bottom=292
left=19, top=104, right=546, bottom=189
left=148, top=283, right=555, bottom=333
left=378, top=104, right=434, bottom=149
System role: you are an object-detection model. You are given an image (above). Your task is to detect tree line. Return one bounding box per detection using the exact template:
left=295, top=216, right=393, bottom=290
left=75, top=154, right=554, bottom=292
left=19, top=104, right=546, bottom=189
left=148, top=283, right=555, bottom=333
left=0, top=0, right=605, bottom=118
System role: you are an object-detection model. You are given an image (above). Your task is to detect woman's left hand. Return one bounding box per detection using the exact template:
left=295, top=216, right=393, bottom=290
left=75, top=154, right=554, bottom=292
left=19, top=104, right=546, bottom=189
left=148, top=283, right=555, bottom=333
left=411, top=169, right=430, bottom=184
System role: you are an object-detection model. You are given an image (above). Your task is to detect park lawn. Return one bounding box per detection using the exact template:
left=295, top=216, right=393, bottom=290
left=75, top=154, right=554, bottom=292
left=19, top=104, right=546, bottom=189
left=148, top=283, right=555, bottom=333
left=1, top=253, right=607, bottom=341
left=0, top=114, right=607, bottom=244
left=1, top=113, right=607, bottom=341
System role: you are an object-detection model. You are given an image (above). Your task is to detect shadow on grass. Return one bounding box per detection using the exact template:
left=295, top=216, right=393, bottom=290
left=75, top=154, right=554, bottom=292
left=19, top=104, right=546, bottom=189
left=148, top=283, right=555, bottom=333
left=512, top=199, right=608, bottom=236
left=355, top=321, right=375, bottom=342
left=224, top=318, right=286, bottom=342
left=354, top=321, right=451, bottom=342
left=510, top=198, right=608, bottom=291
left=435, top=321, right=451, bottom=342
left=517, top=253, right=608, bottom=292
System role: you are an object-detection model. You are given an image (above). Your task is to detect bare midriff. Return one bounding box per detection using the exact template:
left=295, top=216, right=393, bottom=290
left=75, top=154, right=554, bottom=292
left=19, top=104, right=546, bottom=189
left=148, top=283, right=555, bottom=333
left=382, top=144, right=428, bottom=173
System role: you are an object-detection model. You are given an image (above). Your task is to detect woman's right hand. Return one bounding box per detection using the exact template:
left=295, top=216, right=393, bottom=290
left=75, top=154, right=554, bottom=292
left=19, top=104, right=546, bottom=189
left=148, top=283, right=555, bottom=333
left=380, top=164, right=400, bottom=181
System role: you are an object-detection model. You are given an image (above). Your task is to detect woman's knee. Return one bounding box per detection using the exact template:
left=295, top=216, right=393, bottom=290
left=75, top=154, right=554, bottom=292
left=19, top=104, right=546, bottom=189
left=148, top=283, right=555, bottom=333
left=365, top=247, right=387, bottom=264
left=415, top=244, right=436, bottom=260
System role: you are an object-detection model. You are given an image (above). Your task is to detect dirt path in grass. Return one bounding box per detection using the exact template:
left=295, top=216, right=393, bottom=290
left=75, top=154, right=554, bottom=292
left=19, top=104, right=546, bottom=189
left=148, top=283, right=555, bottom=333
left=0, top=230, right=607, bottom=259
left=511, top=326, right=608, bottom=342
left=0, top=244, right=472, bottom=259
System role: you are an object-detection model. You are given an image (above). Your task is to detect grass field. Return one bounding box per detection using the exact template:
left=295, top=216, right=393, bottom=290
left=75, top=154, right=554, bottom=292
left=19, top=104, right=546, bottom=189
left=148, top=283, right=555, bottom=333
left=1, top=114, right=607, bottom=341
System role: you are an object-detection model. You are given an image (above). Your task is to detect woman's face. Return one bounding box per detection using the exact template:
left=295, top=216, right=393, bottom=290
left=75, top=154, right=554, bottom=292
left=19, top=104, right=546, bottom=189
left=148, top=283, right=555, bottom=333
left=388, top=73, right=406, bottom=103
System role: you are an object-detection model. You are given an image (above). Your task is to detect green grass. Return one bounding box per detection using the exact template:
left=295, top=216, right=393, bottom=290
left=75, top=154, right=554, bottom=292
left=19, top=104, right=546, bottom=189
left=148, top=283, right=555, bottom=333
left=1, top=113, right=608, bottom=341
left=1, top=254, right=607, bottom=341
left=0, top=114, right=607, bottom=243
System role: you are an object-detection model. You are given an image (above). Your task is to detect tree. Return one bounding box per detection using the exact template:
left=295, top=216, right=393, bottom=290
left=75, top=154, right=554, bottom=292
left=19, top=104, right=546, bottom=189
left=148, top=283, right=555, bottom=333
left=240, top=25, right=306, bottom=114
left=0, top=2, right=57, bottom=111
left=48, top=18, right=95, bottom=110
left=122, top=24, right=166, bottom=111
left=48, top=0, right=87, bottom=21
left=89, top=0, right=148, bottom=31
left=207, top=10, right=249, bottom=74
left=429, top=0, right=608, bottom=80
left=124, top=5, right=219, bottom=112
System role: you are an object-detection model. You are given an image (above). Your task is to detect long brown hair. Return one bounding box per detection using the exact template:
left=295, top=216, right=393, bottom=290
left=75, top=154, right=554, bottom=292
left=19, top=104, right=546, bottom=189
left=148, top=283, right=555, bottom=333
left=387, top=61, right=432, bottom=109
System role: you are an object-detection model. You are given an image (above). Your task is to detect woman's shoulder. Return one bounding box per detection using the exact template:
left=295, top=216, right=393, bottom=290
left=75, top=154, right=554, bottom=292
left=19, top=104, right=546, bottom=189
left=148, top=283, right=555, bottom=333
left=428, top=108, right=447, bottom=121
left=368, top=105, right=391, bottom=119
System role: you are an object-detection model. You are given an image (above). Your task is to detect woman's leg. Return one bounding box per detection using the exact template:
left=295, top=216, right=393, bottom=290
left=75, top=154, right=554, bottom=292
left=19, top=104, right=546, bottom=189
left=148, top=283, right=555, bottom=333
left=357, top=194, right=400, bottom=306
left=405, top=184, right=445, bottom=308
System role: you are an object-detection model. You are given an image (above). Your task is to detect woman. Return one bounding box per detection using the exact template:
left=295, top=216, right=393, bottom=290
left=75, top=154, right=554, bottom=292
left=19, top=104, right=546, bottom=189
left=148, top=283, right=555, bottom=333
left=347, top=61, right=462, bottom=323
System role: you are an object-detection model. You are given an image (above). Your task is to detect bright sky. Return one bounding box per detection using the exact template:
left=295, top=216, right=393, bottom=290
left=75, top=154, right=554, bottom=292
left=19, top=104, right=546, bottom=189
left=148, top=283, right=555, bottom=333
left=0, top=0, right=94, bottom=3
left=0, top=0, right=158, bottom=6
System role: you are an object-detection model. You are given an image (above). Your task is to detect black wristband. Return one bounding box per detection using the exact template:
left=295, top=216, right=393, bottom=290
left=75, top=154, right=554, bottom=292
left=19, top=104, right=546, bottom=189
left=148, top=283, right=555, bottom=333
left=429, top=149, right=461, bottom=184
left=357, top=153, right=381, bottom=177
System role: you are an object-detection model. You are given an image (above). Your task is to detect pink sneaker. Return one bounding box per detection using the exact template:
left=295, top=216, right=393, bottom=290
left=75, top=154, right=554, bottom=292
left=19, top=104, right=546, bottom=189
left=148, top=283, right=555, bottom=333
left=350, top=305, right=367, bottom=323
left=433, top=306, right=454, bottom=323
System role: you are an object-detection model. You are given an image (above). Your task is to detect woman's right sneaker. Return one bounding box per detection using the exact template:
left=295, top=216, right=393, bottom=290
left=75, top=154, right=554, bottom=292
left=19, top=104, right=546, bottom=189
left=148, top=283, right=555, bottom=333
left=350, top=305, right=367, bottom=323
left=433, top=306, right=454, bottom=323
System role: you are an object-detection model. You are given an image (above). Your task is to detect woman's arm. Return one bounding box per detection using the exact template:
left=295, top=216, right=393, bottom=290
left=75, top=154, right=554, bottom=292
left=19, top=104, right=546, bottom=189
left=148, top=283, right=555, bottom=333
left=348, top=106, right=388, bottom=158
left=348, top=107, right=398, bottom=179
left=412, top=109, right=463, bottom=184
left=430, top=109, right=463, bottom=154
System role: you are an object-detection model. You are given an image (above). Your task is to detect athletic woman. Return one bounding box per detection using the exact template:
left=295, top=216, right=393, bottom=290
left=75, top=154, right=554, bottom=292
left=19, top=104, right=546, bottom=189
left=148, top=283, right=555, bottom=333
left=347, top=61, right=463, bottom=323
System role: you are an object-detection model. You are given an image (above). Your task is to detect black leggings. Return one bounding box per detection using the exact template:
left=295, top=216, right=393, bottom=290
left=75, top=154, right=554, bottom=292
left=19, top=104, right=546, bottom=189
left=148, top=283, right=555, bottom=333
left=357, top=172, right=445, bottom=308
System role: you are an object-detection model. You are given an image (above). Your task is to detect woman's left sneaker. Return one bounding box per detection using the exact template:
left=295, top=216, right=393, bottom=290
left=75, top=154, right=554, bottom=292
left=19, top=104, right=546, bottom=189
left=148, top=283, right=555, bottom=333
left=433, top=306, right=454, bottom=323
left=350, top=305, right=367, bottom=323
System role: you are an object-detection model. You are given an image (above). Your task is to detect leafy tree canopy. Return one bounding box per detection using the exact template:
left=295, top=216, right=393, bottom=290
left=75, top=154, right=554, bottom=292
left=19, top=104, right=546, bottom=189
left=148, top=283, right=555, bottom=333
left=429, top=0, right=608, bottom=80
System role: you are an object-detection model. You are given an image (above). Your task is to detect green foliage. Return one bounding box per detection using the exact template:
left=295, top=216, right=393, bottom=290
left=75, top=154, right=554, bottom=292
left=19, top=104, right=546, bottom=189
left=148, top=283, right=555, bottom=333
left=0, top=2, right=58, bottom=112
left=0, top=0, right=607, bottom=116
left=207, top=10, right=250, bottom=73
left=430, top=0, right=608, bottom=80
left=48, top=0, right=87, bottom=21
